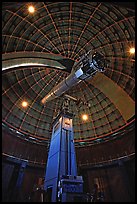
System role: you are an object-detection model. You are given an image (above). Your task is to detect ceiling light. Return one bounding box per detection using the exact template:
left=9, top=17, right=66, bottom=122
left=28, top=5, right=35, bottom=13
left=22, top=101, right=28, bottom=108
left=129, top=47, right=135, bottom=54
left=82, top=114, right=88, bottom=121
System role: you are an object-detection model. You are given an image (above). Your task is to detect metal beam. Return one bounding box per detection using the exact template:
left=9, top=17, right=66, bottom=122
left=2, top=52, right=68, bottom=72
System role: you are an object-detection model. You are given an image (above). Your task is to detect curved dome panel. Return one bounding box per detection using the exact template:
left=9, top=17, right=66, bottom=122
left=2, top=2, right=135, bottom=145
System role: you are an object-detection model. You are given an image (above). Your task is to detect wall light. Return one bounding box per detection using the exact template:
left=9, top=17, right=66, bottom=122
left=129, top=47, right=135, bottom=54
left=22, top=101, right=28, bottom=108
left=28, top=5, right=35, bottom=13
left=82, top=114, right=88, bottom=121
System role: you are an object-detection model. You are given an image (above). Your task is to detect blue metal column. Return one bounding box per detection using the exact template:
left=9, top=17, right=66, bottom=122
left=8, top=160, right=27, bottom=202
left=44, top=110, right=77, bottom=202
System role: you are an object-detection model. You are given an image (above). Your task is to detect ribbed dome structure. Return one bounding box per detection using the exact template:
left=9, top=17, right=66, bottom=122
left=2, top=2, right=135, bottom=146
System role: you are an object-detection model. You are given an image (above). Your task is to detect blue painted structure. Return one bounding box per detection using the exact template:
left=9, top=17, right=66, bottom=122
left=44, top=106, right=83, bottom=202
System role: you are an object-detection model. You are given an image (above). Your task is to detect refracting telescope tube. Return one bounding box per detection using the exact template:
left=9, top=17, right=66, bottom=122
left=41, top=52, right=105, bottom=104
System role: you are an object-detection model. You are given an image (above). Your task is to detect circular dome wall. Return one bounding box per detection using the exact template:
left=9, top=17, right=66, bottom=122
left=2, top=2, right=135, bottom=146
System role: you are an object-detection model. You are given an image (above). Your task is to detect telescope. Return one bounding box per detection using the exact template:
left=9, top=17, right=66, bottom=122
left=41, top=52, right=105, bottom=104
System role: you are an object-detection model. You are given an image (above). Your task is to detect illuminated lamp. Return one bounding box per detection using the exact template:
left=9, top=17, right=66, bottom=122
left=22, top=101, right=28, bottom=108
left=28, top=5, right=35, bottom=13
left=129, top=47, right=135, bottom=54
left=82, top=114, right=88, bottom=121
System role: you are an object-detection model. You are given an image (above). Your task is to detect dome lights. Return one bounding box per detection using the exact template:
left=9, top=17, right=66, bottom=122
left=129, top=47, right=135, bottom=54
left=22, top=101, right=28, bottom=108
left=28, top=5, right=35, bottom=13
left=82, top=114, right=88, bottom=121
